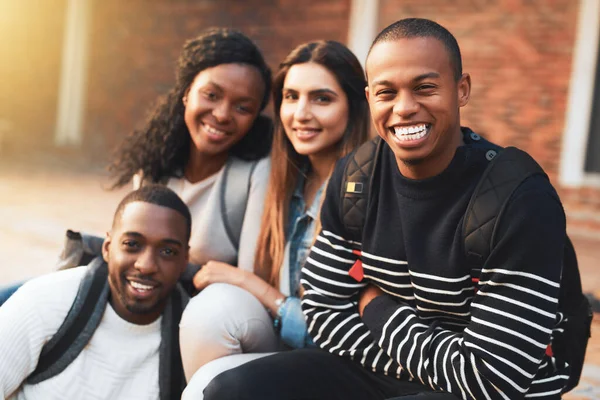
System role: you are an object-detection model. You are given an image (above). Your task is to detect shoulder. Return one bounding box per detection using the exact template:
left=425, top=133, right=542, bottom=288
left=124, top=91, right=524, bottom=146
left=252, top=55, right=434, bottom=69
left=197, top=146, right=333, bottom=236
left=251, top=156, right=271, bottom=179
left=227, top=155, right=270, bottom=175
left=494, top=173, right=566, bottom=247
left=330, top=138, right=381, bottom=184
left=510, top=173, right=563, bottom=212
left=0, top=268, right=86, bottom=350
left=11, top=268, right=86, bottom=312
left=230, top=156, right=271, bottom=189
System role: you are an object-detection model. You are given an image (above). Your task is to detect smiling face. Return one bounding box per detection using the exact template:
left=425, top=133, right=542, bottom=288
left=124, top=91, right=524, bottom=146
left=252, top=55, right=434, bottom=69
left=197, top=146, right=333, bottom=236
left=183, top=63, right=265, bottom=160
left=366, top=37, right=471, bottom=179
left=280, top=62, right=349, bottom=160
left=102, top=201, right=189, bottom=325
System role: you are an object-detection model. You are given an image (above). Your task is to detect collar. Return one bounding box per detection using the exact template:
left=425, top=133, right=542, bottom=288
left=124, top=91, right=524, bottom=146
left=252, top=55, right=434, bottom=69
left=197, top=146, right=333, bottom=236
left=292, top=167, right=327, bottom=219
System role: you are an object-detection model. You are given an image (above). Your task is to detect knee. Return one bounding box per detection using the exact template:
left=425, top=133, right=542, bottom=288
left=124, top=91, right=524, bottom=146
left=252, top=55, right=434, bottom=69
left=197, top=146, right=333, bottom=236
left=181, top=283, right=241, bottom=323
left=179, top=283, right=276, bottom=380
left=182, top=359, right=228, bottom=399
left=179, top=284, right=251, bottom=355
left=203, top=369, right=249, bottom=400
left=180, top=283, right=261, bottom=336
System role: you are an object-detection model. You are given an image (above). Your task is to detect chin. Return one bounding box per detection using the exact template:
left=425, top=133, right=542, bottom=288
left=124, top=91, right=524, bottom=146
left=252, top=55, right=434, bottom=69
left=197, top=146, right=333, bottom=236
left=399, top=156, right=425, bottom=166
left=291, top=144, right=316, bottom=157
left=125, top=299, right=160, bottom=315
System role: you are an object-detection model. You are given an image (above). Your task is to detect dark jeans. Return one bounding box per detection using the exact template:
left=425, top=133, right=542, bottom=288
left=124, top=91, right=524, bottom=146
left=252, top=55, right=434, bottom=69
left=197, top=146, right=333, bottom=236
left=203, top=348, right=458, bottom=400
left=0, top=281, right=24, bottom=307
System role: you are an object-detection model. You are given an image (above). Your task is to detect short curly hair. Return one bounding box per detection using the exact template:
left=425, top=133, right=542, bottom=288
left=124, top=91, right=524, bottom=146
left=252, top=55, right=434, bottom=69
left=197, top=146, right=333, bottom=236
left=109, top=28, right=273, bottom=188
left=369, top=18, right=463, bottom=81
left=113, top=184, right=192, bottom=240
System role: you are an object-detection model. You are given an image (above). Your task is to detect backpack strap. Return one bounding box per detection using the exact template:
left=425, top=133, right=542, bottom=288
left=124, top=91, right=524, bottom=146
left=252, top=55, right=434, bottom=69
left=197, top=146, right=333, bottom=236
left=221, top=157, right=258, bottom=251
left=340, top=137, right=384, bottom=243
left=462, top=146, right=546, bottom=268
left=159, top=283, right=189, bottom=400
left=28, top=257, right=109, bottom=384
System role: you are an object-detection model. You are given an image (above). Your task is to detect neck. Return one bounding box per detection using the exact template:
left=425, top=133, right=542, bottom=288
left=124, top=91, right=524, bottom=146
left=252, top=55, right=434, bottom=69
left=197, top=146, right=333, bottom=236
left=184, top=148, right=228, bottom=183
left=302, top=151, right=337, bottom=208
left=396, top=127, right=464, bottom=180
left=109, top=294, right=164, bottom=326
left=307, top=150, right=339, bottom=184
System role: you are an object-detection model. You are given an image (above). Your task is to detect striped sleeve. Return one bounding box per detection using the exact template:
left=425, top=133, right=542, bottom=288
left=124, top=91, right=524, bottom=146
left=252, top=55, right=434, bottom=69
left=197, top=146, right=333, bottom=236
left=300, top=159, right=402, bottom=375
left=362, top=183, right=567, bottom=399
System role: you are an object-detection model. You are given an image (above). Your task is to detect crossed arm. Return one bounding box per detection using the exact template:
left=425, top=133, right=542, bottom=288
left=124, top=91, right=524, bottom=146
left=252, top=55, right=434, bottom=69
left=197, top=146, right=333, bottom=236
left=301, top=176, right=567, bottom=399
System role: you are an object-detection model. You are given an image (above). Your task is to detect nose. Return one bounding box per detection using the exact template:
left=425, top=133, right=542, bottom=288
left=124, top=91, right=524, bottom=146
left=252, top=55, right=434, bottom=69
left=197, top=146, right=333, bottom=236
left=134, top=248, right=158, bottom=275
left=392, top=90, right=419, bottom=117
left=293, top=98, right=312, bottom=122
left=212, top=101, right=233, bottom=124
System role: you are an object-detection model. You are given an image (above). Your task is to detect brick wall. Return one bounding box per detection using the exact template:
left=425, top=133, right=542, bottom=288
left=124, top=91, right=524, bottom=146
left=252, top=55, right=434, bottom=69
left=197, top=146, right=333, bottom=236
left=82, top=0, right=351, bottom=161
left=378, top=0, right=600, bottom=238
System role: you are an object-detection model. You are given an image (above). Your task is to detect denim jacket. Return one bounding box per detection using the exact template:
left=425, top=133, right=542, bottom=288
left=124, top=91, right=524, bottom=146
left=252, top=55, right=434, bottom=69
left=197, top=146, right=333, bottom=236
left=278, top=173, right=325, bottom=348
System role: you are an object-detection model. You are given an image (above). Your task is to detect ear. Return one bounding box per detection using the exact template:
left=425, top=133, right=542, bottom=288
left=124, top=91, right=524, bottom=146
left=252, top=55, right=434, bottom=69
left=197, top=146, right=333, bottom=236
left=364, top=86, right=370, bottom=103
left=457, top=73, right=471, bottom=107
left=182, top=87, right=190, bottom=106
left=102, top=232, right=111, bottom=262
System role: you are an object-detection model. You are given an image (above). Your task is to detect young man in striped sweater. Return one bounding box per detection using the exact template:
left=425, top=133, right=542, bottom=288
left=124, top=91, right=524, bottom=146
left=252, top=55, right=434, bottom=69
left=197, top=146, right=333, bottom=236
left=203, top=18, right=569, bottom=400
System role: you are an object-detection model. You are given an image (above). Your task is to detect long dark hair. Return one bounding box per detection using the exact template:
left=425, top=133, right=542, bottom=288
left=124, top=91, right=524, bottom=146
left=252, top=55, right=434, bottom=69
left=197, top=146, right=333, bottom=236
left=109, top=28, right=273, bottom=188
left=254, top=41, right=370, bottom=287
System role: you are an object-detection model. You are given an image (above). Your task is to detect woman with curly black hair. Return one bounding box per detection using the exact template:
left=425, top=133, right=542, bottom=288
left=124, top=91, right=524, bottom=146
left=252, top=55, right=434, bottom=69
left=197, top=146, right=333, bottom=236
left=110, top=28, right=273, bottom=270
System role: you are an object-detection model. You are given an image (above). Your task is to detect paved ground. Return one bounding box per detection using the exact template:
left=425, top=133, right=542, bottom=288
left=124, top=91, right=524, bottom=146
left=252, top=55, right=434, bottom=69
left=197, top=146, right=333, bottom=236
left=1, top=155, right=600, bottom=398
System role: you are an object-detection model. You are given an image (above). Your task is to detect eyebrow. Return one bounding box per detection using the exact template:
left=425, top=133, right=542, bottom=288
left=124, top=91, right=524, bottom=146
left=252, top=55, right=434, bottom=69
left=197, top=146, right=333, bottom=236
left=122, top=231, right=183, bottom=247
left=413, top=72, right=440, bottom=81
left=371, top=72, right=441, bottom=87
left=282, top=88, right=339, bottom=97
left=204, top=81, right=259, bottom=103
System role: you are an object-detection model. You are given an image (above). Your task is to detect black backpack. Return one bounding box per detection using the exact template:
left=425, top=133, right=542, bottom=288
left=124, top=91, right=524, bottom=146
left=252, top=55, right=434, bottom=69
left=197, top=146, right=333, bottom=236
left=340, top=136, right=592, bottom=393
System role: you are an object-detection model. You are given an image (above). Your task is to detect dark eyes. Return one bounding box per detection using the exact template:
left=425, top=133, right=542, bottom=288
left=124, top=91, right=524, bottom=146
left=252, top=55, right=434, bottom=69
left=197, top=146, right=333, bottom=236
left=314, top=95, right=332, bottom=103
left=375, top=85, right=437, bottom=98
left=161, top=248, right=179, bottom=257
left=235, top=105, right=252, bottom=114
left=375, top=89, right=395, bottom=96
left=121, top=241, right=178, bottom=257
left=203, top=91, right=218, bottom=101
left=416, top=84, right=436, bottom=91
left=202, top=91, right=253, bottom=114
left=122, top=240, right=139, bottom=250
left=282, top=93, right=332, bottom=103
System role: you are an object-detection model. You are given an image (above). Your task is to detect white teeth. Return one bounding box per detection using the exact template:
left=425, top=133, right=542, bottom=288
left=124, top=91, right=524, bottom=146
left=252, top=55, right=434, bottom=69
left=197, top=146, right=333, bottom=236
left=129, top=281, right=154, bottom=291
left=296, top=129, right=318, bottom=136
left=204, top=124, right=226, bottom=137
left=393, top=124, right=428, bottom=141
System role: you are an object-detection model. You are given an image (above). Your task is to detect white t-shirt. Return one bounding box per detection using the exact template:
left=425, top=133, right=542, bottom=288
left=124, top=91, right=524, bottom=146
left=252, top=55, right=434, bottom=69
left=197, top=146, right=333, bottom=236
left=0, top=267, right=162, bottom=400
left=165, top=157, right=270, bottom=270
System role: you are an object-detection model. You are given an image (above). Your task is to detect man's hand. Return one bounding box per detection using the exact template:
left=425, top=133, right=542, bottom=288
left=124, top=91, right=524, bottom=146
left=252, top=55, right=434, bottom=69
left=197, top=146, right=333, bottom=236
left=358, top=284, right=384, bottom=317
left=192, top=261, right=245, bottom=291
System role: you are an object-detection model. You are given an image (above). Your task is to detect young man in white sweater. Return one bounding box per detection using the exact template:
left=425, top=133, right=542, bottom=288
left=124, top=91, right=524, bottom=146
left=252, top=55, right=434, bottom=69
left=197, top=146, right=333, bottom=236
left=0, top=184, right=191, bottom=400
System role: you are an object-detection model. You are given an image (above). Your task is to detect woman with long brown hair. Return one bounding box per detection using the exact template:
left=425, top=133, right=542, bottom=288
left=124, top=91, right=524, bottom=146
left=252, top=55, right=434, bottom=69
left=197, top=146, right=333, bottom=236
left=179, top=40, right=370, bottom=398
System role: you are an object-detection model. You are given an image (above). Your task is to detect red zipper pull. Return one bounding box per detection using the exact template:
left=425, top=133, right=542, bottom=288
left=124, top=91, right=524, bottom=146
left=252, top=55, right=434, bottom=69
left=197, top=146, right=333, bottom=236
left=349, top=250, right=364, bottom=282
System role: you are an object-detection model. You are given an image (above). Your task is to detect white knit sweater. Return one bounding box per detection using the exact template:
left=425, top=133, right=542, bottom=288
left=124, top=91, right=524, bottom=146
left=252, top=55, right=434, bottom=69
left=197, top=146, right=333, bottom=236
left=0, top=267, right=162, bottom=400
